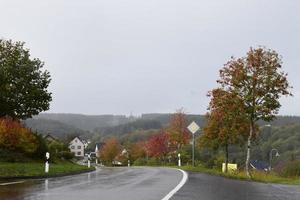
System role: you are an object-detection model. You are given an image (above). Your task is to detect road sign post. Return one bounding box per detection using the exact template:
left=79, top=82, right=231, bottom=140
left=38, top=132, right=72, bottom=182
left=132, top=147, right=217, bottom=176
left=187, top=121, right=200, bottom=167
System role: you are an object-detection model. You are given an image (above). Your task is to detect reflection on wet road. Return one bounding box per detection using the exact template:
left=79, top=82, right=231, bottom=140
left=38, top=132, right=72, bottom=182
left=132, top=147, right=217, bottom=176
left=0, top=167, right=183, bottom=200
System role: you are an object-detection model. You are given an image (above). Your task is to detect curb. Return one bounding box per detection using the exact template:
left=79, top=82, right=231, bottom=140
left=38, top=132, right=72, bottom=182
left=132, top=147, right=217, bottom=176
left=0, top=167, right=96, bottom=181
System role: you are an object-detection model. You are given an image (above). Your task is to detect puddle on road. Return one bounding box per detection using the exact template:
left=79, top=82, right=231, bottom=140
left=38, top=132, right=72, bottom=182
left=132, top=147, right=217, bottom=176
left=0, top=179, right=43, bottom=200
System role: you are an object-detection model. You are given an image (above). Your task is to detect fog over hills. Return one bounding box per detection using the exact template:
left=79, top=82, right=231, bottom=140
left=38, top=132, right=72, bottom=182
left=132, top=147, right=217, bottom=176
left=34, top=113, right=131, bottom=131
left=24, top=113, right=300, bottom=140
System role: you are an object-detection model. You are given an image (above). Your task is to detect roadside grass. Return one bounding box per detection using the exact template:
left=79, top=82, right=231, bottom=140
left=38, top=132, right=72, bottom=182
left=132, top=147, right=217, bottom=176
left=176, top=165, right=300, bottom=185
left=0, top=161, right=94, bottom=178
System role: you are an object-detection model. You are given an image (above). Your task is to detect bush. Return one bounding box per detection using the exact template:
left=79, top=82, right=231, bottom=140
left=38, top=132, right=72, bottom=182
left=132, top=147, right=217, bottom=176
left=0, top=149, right=33, bottom=162
left=133, top=158, right=148, bottom=166
left=280, top=160, right=300, bottom=177
left=33, top=133, right=48, bottom=160
left=58, top=151, right=74, bottom=160
left=0, top=118, right=38, bottom=155
left=147, top=157, right=161, bottom=166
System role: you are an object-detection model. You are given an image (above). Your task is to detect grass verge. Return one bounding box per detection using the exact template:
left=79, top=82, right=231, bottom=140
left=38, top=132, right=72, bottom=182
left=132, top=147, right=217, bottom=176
left=0, top=161, right=94, bottom=179
left=175, top=165, right=300, bottom=185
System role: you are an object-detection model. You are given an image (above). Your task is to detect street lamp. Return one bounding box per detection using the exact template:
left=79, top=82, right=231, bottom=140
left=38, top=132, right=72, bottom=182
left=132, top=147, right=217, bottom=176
left=269, top=148, right=280, bottom=171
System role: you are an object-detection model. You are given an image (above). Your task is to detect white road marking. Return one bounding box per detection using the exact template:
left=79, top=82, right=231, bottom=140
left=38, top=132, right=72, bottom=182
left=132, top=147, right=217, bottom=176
left=162, top=169, right=188, bottom=200
left=0, top=181, right=25, bottom=186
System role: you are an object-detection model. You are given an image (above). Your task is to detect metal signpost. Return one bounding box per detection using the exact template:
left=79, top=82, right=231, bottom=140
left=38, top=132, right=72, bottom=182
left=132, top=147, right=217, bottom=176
left=45, top=152, right=50, bottom=173
left=187, top=121, right=200, bottom=167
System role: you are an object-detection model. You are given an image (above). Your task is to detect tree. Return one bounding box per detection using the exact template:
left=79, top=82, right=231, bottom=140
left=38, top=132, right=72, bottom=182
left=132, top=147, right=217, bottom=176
left=0, top=39, right=52, bottom=119
left=217, top=47, right=292, bottom=177
left=129, top=141, right=147, bottom=162
left=146, top=130, right=169, bottom=160
left=100, top=138, right=121, bottom=165
left=200, top=89, right=249, bottom=172
left=0, top=117, right=38, bottom=154
left=166, top=110, right=190, bottom=153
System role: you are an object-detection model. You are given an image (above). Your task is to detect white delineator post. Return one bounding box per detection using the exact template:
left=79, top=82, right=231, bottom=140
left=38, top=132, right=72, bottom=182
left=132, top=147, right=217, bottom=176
left=45, top=152, right=50, bottom=173
left=88, top=154, right=91, bottom=168
left=95, top=145, right=99, bottom=165
left=178, top=153, right=181, bottom=167
left=187, top=121, right=200, bottom=167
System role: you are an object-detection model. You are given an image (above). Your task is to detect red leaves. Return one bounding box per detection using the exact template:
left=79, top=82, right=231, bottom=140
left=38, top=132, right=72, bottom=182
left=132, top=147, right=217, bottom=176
left=0, top=117, right=38, bottom=153
left=145, top=110, right=191, bottom=159
left=217, top=47, right=292, bottom=122
left=166, top=110, right=190, bottom=151
left=201, top=88, right=249, bottom=149
left=146, top=131, right=168, bottom=158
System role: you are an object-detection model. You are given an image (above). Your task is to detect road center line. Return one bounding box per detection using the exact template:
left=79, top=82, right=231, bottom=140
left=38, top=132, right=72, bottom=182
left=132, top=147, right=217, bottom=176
left=0, top=181, right=25, bottom=186
left=161, top=169, right=188, bottom=200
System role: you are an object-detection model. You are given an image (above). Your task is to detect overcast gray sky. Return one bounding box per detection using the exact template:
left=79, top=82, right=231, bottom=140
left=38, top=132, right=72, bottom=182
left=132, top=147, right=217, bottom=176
left=1, top=0, right=300, bottom=115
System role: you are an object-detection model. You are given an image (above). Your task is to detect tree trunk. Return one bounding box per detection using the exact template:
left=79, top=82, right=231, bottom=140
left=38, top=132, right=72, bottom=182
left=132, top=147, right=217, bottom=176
left=245, top=121, right=254, bottom=178
left=225, top=143, right=229, bottom=173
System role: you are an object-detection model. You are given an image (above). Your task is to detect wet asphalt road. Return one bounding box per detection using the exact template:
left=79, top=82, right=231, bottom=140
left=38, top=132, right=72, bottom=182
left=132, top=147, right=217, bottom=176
left=0, top=167, right=183, bottom=200
left=171, top=171, right=300, bottom=200
left=1, top=168, right=300, bottom=200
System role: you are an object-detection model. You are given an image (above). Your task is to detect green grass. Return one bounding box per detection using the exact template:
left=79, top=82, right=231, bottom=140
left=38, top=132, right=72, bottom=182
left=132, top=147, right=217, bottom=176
left=175, top=165, right=300, bottom=185
left=0, top=161, right=94, bottom=178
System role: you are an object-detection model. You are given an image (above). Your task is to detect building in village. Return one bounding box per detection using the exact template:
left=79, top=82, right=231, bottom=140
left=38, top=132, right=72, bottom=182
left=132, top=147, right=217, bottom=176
left=69, top=137, right=85, bottom=157
left=44, top=134, right=59, bottom=143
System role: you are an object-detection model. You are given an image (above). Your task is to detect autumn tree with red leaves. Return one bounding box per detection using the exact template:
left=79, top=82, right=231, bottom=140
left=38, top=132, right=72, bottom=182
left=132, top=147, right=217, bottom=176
left=166, top=110, right=190, bottom=153
left=217, top=47, right=292, bottom=177
left=200, top=89, right=249, bottom=173
left=146, top=131, right=169, bottom=160
left=0, top=118, right=38, bottom=154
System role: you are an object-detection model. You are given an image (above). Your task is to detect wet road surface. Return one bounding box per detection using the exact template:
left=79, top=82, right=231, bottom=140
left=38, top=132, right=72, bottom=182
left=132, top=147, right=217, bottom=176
left=171, top=171, right=300, bottom=200
left=0, top=167, right=183, bottom=200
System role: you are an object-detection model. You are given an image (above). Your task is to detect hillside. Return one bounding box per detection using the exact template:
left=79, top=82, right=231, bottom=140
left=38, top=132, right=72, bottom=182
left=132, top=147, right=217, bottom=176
left=23, top=118, right=88, bottom=140
left=24, top=113, right=300, bottom=143
left=253, top=124, right=300, bottom=162
left=93, top=119, right=163, bottom=142
left=34, top=113, right=131, bottom=131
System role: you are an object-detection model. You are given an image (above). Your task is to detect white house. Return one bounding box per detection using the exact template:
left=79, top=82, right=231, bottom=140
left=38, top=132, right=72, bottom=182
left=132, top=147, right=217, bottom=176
left=69, top=137, right=85, bottom=157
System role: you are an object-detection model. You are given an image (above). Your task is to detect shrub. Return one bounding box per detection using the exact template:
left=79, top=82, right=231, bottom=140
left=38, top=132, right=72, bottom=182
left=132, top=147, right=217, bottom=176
left=280, top=160, right=300, bottom=177
left=133, top=158, right=148, bottom=166
left=58, top=151, right=74, bottom=160
left=0, top=118, right=38, bottom=154
left=33, top=133, right=48, bottom=160
left=0, top=149, right=32, bottom=162
left=147, top=157, right=161, bottom=166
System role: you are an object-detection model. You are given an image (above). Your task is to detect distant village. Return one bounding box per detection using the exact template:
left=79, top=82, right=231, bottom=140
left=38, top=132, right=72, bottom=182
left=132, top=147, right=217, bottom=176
left=45, top=134, right=100, bottom=159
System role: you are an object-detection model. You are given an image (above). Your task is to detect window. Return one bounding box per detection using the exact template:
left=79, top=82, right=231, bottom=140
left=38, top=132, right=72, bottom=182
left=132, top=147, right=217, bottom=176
left=75, top=139, right=78, bottom=143
left=77, top=146, right=81, bottom=149
left=77, top=152, right=81, bottom=156
left=71, top=146, right=75, bottom=149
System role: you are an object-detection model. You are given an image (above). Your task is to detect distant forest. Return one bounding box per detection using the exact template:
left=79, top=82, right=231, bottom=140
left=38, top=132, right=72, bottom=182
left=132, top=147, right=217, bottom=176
left=24, top=113, right=300, bottom=141
left=24, top=113, right=300, bottom=164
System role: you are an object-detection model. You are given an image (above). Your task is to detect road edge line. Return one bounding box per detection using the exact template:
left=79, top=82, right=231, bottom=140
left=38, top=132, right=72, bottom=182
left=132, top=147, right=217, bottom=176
left=161, top=169, right=188, bottom=200
left=0, top=181, right=25, bottom=186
